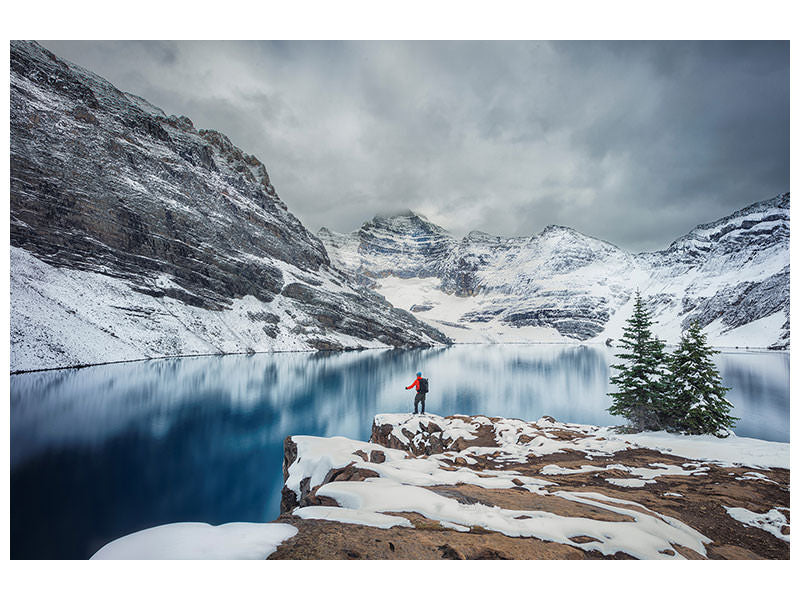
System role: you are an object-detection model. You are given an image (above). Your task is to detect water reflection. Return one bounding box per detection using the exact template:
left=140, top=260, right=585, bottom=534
left=10, top=344, right=789, bottom=558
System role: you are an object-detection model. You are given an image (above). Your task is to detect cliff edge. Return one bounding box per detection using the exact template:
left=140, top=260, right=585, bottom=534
left=273, top=414, right=789, bottom=559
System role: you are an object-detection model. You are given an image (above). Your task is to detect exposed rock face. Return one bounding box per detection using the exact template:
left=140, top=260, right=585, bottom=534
left=319, top=211, right=457, bottom=281
left=319, top=196, right=789, bottom=348
left=440, top=226, right=630, bottom=340
left=639, top=194, right=790, bottom=349
left=273, top=414, right=789, bottom=560
left=10, top=41, right=449, bottom=371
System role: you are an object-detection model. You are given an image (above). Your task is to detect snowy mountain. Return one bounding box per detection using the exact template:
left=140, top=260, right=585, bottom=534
left=319, top=211, right=457, bottom=287
left=318, top=194, right=789, bottom=349
left=10, top=41, right=449, bottom=372
left=637, top=195, right=789, bottom=348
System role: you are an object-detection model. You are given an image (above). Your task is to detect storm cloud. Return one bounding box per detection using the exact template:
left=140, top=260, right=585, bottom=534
left=38, top=40, right=789, bottom=251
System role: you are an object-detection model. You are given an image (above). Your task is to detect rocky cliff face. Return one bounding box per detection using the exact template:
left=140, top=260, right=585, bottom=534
left=10, top=41, right=449, bottom=372
left=272, top=413, right=789, bottom=559
left=319, top=211, right=457, bottom=284
left=319, top=195, right=789, bottom=348
left=638, top=194, right=790, bottom=349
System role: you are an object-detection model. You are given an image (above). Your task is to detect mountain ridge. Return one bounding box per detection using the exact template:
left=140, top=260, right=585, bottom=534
left=319, top=194, right=790, bottom=348
left=10, top=40, right=450, bottom=372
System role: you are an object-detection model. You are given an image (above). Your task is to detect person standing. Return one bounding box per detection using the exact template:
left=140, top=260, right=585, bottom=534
left=406, top=371, right=429, bottom=415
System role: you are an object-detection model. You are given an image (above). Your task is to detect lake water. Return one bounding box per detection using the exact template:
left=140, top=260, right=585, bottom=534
left=10, top=344, right=789, bottom=559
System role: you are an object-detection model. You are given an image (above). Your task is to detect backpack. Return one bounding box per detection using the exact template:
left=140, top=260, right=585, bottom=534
left=419, top=378, right=429, bottom=394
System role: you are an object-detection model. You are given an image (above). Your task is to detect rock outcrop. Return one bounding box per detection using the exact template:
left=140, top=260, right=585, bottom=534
left=10, top=41, right=450, bottom=372
left=273, top=414, right=789, bottom=559
left=319, top=195, right=790, bottom=348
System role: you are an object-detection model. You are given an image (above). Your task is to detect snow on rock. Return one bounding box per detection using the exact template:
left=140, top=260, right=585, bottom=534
left=284, top=435, right=408, bottom=501
left=605, top=478, right=653, bottom=488
left=91, top=522, right=298, bottom=560
left=543, top=462, right=708, bottom=483
left=293, top=506, right=413, bottom=529
left=723, top=507, right=789, bottom=542
left=611, top=430, right=789, bottom=469
left=373, top=412, right=479, bottom=448
left=735, top=472, right=781, bottom=485
left=314, top=477, right=710, bottom=560
left=275, top=414, right=790, bottom=560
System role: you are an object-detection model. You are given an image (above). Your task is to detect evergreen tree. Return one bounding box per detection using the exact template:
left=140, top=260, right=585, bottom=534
left=664, top=320, right=737, bottom=436
left=607, top=291, right=669, bottom=431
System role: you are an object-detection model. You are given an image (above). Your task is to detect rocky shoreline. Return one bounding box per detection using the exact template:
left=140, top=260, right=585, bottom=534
left=271, top=414, right=789, bottom=559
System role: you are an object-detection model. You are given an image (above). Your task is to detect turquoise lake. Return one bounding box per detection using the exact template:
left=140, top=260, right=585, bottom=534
left=10, top=344, right=789, bottom=559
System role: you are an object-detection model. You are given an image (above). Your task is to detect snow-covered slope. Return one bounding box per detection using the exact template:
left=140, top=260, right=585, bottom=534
left=319, top=195, right=789, bottom=349
left=10, top=41, right=449, bottom=372
left=636, top=194, right=789, bottom=348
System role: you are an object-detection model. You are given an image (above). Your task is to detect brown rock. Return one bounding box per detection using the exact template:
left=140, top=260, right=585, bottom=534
left=276, top=415, right=790, bottom=560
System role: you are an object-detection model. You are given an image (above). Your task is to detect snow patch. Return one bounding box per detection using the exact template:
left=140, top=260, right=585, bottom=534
left=605, top=478, right=653, bottom=488
left=611, top=429, right=789, bottom=469
left=724, top=507, right=789, bottom=542
left=293, top=506, right=412, bottom=529
left=90, top=522, right=298, bottom=559
left=314, top=478, right=710, bottom=559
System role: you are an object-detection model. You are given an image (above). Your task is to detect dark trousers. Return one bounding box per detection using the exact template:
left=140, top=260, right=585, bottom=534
left=414, top=392, right=426, bottom=414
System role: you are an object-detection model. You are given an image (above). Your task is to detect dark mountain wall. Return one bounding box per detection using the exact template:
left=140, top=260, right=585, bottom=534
left=10, top=41, right=449, bottom=371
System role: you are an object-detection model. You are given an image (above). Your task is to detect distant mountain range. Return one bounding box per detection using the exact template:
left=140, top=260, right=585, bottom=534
left=318, top=193, right=789, bottom=349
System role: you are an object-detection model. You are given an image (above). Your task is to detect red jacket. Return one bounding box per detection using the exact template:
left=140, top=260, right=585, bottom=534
left=406, top=376, right=422, bottom=391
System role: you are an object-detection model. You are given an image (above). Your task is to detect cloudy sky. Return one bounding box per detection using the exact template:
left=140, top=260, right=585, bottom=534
left=40, top=40, right=789, bottom=252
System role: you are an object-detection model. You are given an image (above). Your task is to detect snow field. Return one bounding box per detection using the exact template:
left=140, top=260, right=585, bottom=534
left=313, top=477, right=711, bottom=560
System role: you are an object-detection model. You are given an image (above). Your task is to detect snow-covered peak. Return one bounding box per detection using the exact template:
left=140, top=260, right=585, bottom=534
left=320, top=210, right=457, bottom=280
left=375, top=208, right=418, bottom=220
left=646, top=193, right=789, bottom=266
left=463, top=230, right=501, bottom=244
left=539, top=223, right=576, bottom=236
left=364, top=210, right=452, bottom=238
left=319, top=194, right=789, bottom=348
left=688, top=193, right=789, bottom=241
